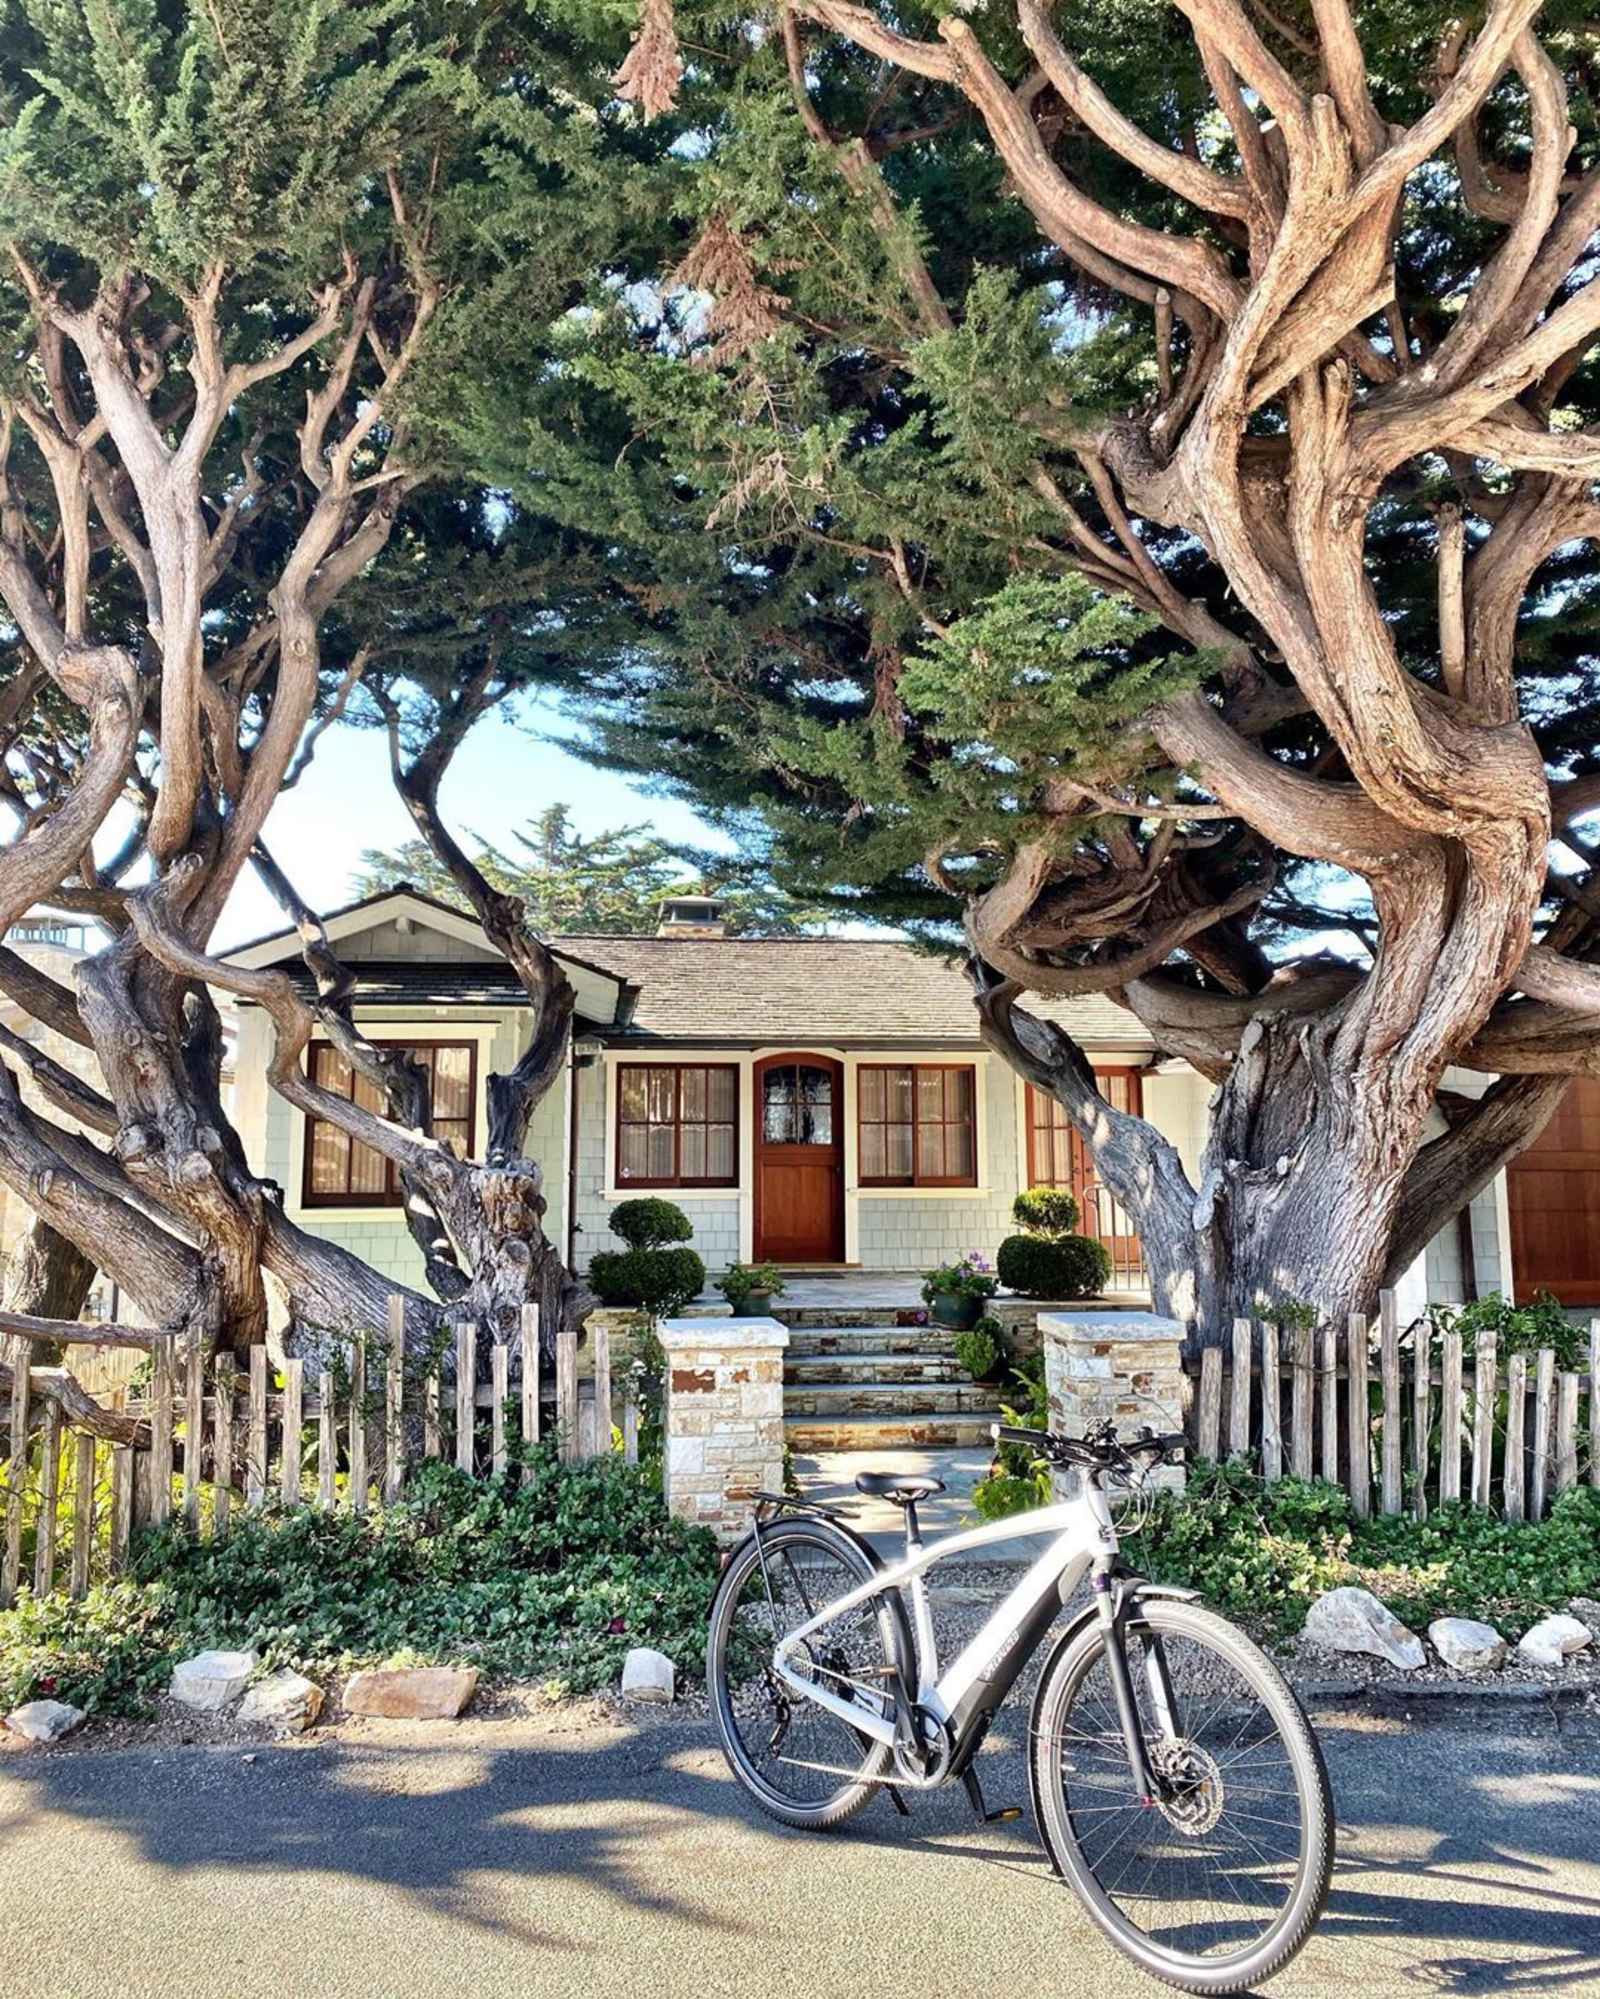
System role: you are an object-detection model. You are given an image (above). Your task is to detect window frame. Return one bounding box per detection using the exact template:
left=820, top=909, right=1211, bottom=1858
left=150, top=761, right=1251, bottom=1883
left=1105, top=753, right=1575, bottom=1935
left=614, top=1060, right=740, bottom=1190
left=1024, top=1072, right=1144, bottom=1190
left=857, top=1061, right=979, bottom=1189
left=302, top=1038, right=478, bottom=1210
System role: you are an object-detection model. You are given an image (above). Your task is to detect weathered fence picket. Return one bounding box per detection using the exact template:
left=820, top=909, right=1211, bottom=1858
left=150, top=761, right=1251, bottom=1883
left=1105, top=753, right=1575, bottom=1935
left=491, top=1342, right=509, bottom=1476
left=1439, top=1332, right=1463, bottom=1506
left=349, top=1334, right=368, bottom=1515
left=1347, top=1312, right=1371, bottom=1520
left=184, top=1343, right=205, bottom=1529
left=71, top=1432, right=95, bottom=1600
left=1320, top=1324, right=1338, bottom=1484
left=281, top=1359, right=304, bottom=1506
left=318, top=1369, right=337, bottom=1510
left=1291, top=1325, right=1313, bottom=1479
left=1472, top=1333, right=1498, bottom=1510
left=1197, top=1346, right=1222, bottom=1461
left=520, top=1303, right=540, bottom=1458
left=33, top=1401, right=61, bottom=1596
left=247, top=1345, right=268, bottom=1511
left=385, top=1295, right=407, bottom=1503
left=213, top=1365, right=234, bottom=1538
left=557, top=1322, right=578, bottom=1463
left=1411, top=1325, right=1430, bottom=1520
left=3, top=1355, right=31, bottom=1607
left=110, top=1445, right=133, bottom=1572
left=1260, top=1323, right=1282, bottom=1482
left=1531, top=1346, right=1554, bottom=1522
left=1380, top=1295, right=1402, bottom=1516
left=455, top=1323, right=476, bottom=1476
left=151, top=1337, right=176, bottom=1527
left=1557, top=1372, right=1579, bottom=1495
left=1504, top=1352, right=1527, bottom=1523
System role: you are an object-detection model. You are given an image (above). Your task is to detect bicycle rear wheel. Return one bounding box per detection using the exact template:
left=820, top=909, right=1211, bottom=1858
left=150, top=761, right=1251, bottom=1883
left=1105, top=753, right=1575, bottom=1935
left=1031, top=1596, right=1333, bottom=1995
left=707, top=1515, right=906, bottom=1831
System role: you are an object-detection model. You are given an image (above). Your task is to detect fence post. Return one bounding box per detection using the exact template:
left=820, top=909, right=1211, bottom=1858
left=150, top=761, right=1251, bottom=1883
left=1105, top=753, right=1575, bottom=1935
left=213, top=1363, right=235, bottom=1538
left=1471, top=1331, right=1497, bottom=1509
left=456, top=1323, right=476, bottom=1476
left=1229, top=1318, right=1252, bottom=1459
left=623, top=1386, right=640, bottom=1465
left=184, top=1342, right=205, bottom=1530
left=1197, top=1346, right=1222, bottom=1461
left=520, top=1302, right=540, bottom=1459
left=71, top=1433, right=95, bottom=1600
left=1379, top=1291, right=1402, bottom=1516
left=246, top=1344, right=268, bottom=1511
left=1290, top=1326, right=1313, bottom=1479
left=1411, top=1322, right=1430, bottom=1520
left=109, top=1445, right=134, bottom=1573
left=317, top=1370, right=337, bottom=1510
left=349, top=1333, right=368, bottom=1514
left=1320, top=1324, right=1339, bottom=1483
left=491, top=1342, right=509, bottom=1476
left=385, top=1295, right=407, bottom=1503
left=2, top=1356, right=32, bottom=1607
left=1261, top=1323, right=1282, bottom=1482
left=592, top=1315, right=612, bottom=1457
left=1556, top=1371, right=1579, bottom=1495
left=1439, top=1331, right=1463, bottom=1505
left=557, top=1322, right=578, bottom=1464
left=1347, top=1311, right=1371, bottom=1520
left=33, top=1400, right=61, bottom=1597
left=1530, top=1346, right=1554, bottom=1522
left=281, top=1358, right=304, bottom=1507
left=424, top=1365, right=441, bottom=1460
left=1503, top=1352, right=1527, bottom=1522
left=151, top=1335, right=176, bottom=1527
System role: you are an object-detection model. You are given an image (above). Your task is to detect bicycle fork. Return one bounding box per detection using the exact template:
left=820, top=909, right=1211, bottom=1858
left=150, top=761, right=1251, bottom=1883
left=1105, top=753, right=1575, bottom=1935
left=1091, top=1564, right=1181, bottom=1807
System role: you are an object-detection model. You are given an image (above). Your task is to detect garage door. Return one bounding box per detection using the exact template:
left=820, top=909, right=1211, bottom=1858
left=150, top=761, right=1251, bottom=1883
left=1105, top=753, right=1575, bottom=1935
left=1507, top=1078, right=1600, bottom=1305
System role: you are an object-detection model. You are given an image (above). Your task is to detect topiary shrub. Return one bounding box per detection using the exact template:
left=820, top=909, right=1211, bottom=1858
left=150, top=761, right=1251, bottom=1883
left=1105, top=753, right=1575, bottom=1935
left=1012, top=1185, right=1079, bottom=1237
left=589, top=1245, right=706, bottom=1316
left=607, top=1197, right=693, bottom=1250
left=996, top=1232, right=1111, bottom=1300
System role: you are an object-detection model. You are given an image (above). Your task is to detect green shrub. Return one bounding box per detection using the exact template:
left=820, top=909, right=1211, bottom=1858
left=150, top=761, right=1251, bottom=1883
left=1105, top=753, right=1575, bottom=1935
left=1012, top=1185, right=1079, bottom=1237
left=589, top=1245, right=706, bottom=1315
left=0, top=1580, right=175, bottom=1716
left=996, top=1231, right=1111, bottom=1299
left=1425, top=1291, right=1587, bottom=1371
left=717, top=1261, right=786, bottom=1310
left=953, top=1322, right=1003, bottom=1380
left=607, top=1197, right=693, bottom=1251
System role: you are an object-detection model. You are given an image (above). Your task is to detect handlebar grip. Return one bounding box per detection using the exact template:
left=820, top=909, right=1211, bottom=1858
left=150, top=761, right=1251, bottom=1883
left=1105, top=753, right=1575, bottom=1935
left=1128, top=1431, right=1189, bottom=1458
left=992, top=1423, right=1050, bottom=1451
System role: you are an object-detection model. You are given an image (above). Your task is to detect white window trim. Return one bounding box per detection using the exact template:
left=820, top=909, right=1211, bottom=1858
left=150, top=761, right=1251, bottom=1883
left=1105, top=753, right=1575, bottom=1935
left=285, top=1019, right=500, bottom=1226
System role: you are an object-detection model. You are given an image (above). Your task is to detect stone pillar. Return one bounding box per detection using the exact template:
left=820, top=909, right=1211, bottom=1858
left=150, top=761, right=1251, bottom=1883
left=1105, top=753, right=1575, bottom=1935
left=1040, top=1311, right=1187, bottom=1495
left=659, top=1316, right=788, bottom=1541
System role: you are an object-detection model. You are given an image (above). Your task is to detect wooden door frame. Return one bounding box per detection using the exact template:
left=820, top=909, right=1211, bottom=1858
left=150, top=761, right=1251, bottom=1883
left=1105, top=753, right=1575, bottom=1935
left=752, top=1051, right=846, bottom=1264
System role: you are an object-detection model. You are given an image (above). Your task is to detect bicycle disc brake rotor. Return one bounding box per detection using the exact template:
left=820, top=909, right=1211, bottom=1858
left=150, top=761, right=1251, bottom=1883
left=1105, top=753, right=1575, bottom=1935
left=1149, top=1740, right=1224, bottom=1835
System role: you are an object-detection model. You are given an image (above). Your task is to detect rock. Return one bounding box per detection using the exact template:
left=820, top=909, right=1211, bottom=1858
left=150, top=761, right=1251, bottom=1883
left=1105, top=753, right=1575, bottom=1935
left=620, top=1647, right=676, bottom=1703
left=238, top=1670, right=324, bottom=1734
left=170, top=1648, right=258, bottom=1712
left=1427, top=1617, right=1507, bottom=1672
left=5, top=1699, right=85, bottom=1744
left=1303, top=1587, right=1425, bottom=1669
left=1517, top=1615, right=1593, bottom=1668
left=343, top=1666, right=478, bottom=1720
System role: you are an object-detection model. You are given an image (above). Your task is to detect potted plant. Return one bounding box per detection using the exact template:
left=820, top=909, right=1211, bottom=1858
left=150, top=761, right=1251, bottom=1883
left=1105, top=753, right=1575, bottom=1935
left=921, top=1251, right=999, bottom=1331
left=952, top=1316, right=1006, bottom=1384
left=717, top=1260, right=787, bottom=1317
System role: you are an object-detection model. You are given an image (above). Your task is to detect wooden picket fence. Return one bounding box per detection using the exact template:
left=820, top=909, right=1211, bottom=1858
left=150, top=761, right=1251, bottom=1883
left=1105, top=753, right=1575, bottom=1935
left=0, top=1299, right=640, bottom=1610
left=1186, top=1290, right=1600, bottom=1523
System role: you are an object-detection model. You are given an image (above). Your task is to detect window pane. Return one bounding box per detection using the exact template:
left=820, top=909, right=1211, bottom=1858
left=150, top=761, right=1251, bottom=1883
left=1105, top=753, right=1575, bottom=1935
left=707, top=1123, right=735, bottom=1179
left=947, top=1069, right=974, bottom=1121
left=353, top=1069, right=384, bottom=1116
left=349, top=1138, right=387, bottom=1195
left=708, top=1068, right=736, bottom=1120
left=681, top=1067, right=706, bottom=1121
left=647, top=1124, right=675, bottom=1179
left=797, top=1067, right=832, bottom=1144
left=860, top=1125, right=885, bottom=1180
left=310, top=1120, right=349, bottom=1192
left=647, top=1068, right=676, bottom=1124
left=318, top=1046, right=353, bottom=1097
left=859, top=1068, right=884, bottom=1121
left=433, top=1048, right=471, bottom=1121
left=763, top=1067, right=795, bottom=1143
left=917, top=1122, right=946, bottom=1180
left=681, top=1124, right=706, bottom=1179
left=885, top=1068, right=913, bottom=1122
left=949, top=1120, right=975, bottom=1181
left=435, top=1116, right=469, bottom=1158
left=619, top=1125, right=649, bottom=1181
left=885, top=1124, right=913, bottom=1179
left=916, top=1070, right=943, bottom=1124
left=620, top=1069, right=648, bottom=1121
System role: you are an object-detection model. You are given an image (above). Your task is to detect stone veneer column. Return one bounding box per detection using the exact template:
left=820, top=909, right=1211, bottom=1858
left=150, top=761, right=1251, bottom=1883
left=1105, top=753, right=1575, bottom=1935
left=659, top=1316, right=789, bottom=1541
left=1039, top=1311, right=1187, bottom=1496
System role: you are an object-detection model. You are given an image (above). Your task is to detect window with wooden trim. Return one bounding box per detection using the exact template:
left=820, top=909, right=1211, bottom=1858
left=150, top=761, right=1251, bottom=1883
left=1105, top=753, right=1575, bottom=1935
left=303, top=1041, right=475, bottom=1207
left=857, top=1064, right=977, bottom=1187
left=615, top=1063, right=738, bottom=1187
left=1025, top=1072, right=1143, bottom=1191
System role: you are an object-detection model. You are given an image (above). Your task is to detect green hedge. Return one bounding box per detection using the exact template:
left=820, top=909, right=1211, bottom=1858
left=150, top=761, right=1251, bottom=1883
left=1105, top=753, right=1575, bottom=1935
left=607, top=1197, right=693, bottom=1251
left=589, top=1245, right=706, bottom=1315
left=996, top=1231, right=1111, bottom=1298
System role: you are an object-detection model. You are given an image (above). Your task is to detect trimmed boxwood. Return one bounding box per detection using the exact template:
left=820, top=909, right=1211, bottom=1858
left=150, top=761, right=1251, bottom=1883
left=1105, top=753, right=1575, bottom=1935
left=607, top=1197, right=693, bottom=1250
left=996, top=1231, right=1111, bottom=1300
left=1012, top=1185, right=1080, bottom=1237
left=588, top=1245, right=706, bottom=1316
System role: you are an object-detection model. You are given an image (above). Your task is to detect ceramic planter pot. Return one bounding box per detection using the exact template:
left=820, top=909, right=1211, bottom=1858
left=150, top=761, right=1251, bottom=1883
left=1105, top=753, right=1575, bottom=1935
left=731, top=1293, right=774, bottom=1318
left=928, top=1291, right=982, bottom=1331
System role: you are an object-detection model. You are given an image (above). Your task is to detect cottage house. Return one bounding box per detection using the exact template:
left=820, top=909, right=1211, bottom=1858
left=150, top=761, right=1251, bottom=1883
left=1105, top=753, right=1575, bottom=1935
left=220, top=886, right=1532, bottom=1320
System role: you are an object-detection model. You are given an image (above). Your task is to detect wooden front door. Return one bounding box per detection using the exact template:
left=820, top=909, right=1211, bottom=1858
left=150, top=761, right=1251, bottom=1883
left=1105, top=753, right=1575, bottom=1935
left=754, top=1055, right=845, bottom=1264
left=1508, top=1078, right=1600, bottom=1304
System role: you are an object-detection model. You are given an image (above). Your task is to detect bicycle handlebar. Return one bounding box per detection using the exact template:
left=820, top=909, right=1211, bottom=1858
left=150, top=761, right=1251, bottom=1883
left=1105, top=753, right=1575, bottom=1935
left=991, top=1422, right=1188, bottom=1470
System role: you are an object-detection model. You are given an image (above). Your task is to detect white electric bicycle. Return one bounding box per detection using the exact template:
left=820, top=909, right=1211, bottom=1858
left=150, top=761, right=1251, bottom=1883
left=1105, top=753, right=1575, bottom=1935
left=706, top=1421, right=1333, bottom=1996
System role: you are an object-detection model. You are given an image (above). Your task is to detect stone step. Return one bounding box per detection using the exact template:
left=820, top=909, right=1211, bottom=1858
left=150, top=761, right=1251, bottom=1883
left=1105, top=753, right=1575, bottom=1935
left=785, top=1411, right=1003, bottom=1452
left=784, top=1324, right=958, bottom=1357
left=773, top=1305, right=932, bottom=1330
left=784, top=1379, right=999, bottom=1419
left=785, top=1352, right=968, bottom=1387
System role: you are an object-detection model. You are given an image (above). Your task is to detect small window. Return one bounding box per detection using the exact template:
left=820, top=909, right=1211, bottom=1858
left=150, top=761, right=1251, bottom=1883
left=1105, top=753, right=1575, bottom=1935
left=858, top=1064, right=977, bottom=1187
left=616, top=1063, right=738, bottom=1187
left=303, top=1041, right=475, bottom=1207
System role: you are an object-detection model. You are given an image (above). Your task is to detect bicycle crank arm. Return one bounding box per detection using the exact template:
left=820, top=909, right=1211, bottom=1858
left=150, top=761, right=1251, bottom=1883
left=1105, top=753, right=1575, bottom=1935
left=776, top=1754, right=947, bottom=1792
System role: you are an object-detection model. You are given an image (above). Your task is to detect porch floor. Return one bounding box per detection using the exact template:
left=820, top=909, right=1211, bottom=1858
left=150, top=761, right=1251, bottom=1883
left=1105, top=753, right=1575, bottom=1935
left=691, top=1271, right=1152, bottom=1312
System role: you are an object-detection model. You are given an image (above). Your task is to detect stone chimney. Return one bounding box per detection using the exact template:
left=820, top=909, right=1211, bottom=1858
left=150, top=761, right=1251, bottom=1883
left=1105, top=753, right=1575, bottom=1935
left=656, top=893, right=728, bottom=939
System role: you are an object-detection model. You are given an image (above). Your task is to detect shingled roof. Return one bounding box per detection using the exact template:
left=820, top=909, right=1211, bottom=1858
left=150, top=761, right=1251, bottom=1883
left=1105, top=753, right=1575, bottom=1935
left=561, top=934, right=1154, bottom=1051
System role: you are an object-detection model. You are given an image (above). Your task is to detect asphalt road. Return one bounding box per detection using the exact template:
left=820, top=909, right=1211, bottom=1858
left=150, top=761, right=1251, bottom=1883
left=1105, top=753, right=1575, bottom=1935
left=2, top=1695, right=1597, bottom=1999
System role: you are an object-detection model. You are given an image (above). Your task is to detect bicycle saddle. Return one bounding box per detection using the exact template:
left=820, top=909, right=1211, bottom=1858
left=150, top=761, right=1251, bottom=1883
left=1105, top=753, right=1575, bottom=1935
left=854, top=1472, right=945, bottom=1503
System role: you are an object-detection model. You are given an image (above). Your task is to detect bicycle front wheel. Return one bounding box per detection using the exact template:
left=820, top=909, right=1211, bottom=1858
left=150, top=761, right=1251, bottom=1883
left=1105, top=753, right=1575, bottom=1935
left=1031, top=1596, right=1333, bottom=1995
left=707, top=1515, right=906, bottom=1832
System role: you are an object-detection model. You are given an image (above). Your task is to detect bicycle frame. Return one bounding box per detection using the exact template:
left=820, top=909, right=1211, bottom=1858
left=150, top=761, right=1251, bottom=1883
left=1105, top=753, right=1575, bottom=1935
left=771, top=1477, right=1133, bottom=1783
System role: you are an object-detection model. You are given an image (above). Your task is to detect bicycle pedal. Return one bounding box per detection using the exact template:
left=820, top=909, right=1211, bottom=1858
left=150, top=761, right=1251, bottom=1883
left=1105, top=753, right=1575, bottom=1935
left=961, top=1767, right=1022, bottom=1825
left=986, top=1805, right=1024, bottom=1823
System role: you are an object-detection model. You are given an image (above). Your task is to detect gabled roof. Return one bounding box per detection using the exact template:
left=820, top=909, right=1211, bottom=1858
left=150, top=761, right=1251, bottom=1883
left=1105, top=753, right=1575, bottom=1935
left=559, top=934, right=1155, bottom=1051
left=221, top=884, right=634, bottom=1026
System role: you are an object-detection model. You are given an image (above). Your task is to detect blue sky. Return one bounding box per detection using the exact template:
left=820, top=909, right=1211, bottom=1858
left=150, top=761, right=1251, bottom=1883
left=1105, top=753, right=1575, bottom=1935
left=219, top=704, right=724, bottom=948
